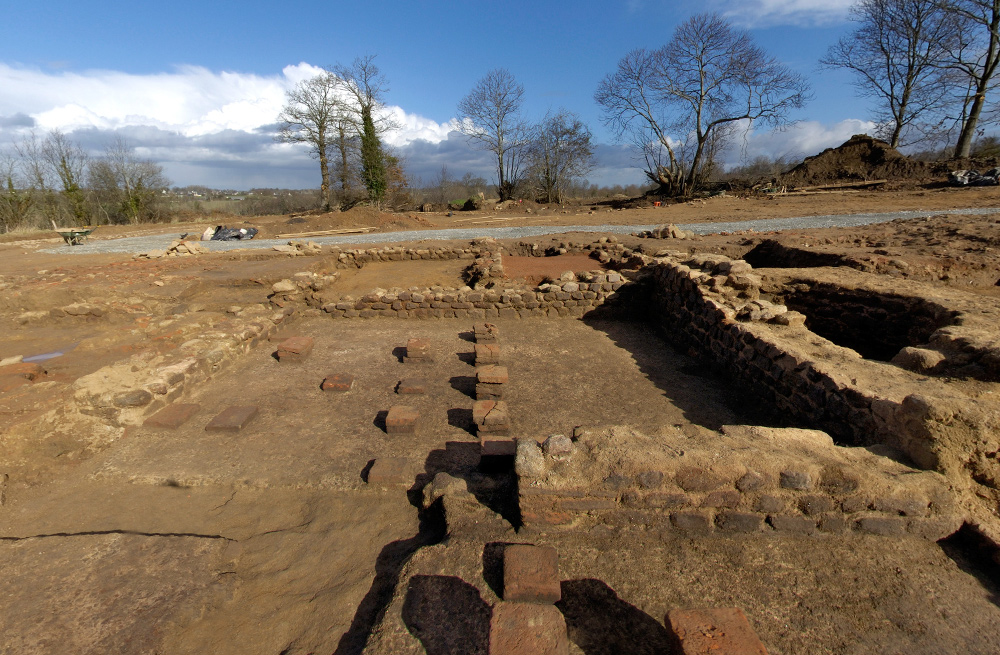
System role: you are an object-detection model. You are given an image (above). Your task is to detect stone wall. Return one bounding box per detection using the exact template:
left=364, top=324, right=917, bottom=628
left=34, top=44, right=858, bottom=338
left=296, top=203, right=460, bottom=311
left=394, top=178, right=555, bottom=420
left=69, top=305, right=295, bottom=429
left=641, top=251, right=1000, bottom=542
left=516, top=425, right=961, bottom=540
left=267, top=240, right=635, bottom=320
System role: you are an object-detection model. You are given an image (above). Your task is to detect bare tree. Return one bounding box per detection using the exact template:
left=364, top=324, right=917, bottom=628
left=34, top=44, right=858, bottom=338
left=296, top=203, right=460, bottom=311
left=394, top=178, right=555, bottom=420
left=940, top=0, right=1000, bottom=157
left=276, top=71, right=344, bottom=211
left=334, top=55, right=396, bottom=208
left=41, top=129, right=90, bottom=225
left=596, top=13, right=810, bottom=196
left=89, top=136, right=169, bottom=224
left=0, top=151, right=35, bottom=233
left=526, top=110, right=595, bottom=203
left=821, top=0, right=955, bottom=148
left=14, top=132, right=60, bottom=225
left=457, top=69, right=530, bottom=201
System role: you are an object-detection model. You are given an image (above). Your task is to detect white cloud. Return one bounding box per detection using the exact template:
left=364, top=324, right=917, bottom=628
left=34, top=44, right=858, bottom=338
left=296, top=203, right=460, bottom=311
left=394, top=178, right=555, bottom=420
left=717, top=0, right=855, bottom=26
left=722, top=118, right=876, bottom=168
left=0, top=62, right=454, bottom=144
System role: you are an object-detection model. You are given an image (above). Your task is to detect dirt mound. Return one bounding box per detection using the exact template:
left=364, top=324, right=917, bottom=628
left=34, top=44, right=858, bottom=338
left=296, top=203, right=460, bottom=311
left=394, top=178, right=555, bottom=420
left=781, top=134, right=929, bottom=188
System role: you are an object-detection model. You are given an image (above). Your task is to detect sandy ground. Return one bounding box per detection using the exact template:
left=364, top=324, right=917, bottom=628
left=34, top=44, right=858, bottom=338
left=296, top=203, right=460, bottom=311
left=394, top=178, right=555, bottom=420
left=2, top=188, right=1000, bottom=653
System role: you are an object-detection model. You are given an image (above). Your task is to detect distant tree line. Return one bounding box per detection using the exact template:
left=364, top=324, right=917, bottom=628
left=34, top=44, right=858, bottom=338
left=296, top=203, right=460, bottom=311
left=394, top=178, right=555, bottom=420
left=0, top=130, right=169, bottom=233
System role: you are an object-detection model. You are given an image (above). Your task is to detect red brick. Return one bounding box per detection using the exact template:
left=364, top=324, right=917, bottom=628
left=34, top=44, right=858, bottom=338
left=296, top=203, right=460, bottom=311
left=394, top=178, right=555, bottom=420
left=474, top=343, right=501, bottom=365
left=385, top=405, right=419, bottom=434
left=477, top=365, right=508, bottom=385
left=473, top=400, right=510, bottom=434
left=481, top=436, right=517, bottom=456
left=665, top=608, right=768, bottom=655
left=143, top=403, right=201, bottom=429
left=490, top=602, right=569, bottom=655
left=205, top=405, right=258, bottom=432
left=473, top=322, right=499, bottom=342
left=557, top=498, right=618, bottom=511
left=276, top=336, right=314, bottom=361
left=476, top=383, right=505, bottom=401
left=321, top=373, right=355, bottom=392
left=405, top=338, right=433, bottom=361
left=367, top=457, right=412, bottom=485
left=520, top=505, right=573, bottom=527
left=396, top=378, right=427, bottom=394
left=504, top=544, right=561, bottom=603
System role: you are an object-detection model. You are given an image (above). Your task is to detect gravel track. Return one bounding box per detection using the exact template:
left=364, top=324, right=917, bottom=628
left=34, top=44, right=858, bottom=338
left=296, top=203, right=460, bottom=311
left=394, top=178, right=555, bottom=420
left=42, top=207, right=1000, bottom=256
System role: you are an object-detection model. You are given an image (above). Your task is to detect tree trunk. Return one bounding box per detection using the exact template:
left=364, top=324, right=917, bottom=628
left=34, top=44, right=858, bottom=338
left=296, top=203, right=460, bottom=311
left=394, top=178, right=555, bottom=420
left=319, top=150, right=331, bottom=212
left=956, top=89, right=988, bottom=158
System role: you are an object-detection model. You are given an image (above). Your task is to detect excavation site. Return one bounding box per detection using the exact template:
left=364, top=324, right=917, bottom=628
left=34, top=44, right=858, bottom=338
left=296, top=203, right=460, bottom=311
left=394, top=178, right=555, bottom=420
left=4, top=191, right=1000, bottom=654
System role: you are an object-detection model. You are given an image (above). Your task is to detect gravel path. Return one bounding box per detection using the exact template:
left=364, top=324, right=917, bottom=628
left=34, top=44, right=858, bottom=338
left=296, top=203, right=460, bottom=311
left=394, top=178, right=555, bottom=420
left=42, top=207, right=1000, bottom=256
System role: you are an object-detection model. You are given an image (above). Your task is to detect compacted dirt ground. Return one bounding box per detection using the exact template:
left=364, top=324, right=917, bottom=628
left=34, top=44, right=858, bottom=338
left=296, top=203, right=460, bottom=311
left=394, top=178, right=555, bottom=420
left=3, top=185, right=1000, bottom=653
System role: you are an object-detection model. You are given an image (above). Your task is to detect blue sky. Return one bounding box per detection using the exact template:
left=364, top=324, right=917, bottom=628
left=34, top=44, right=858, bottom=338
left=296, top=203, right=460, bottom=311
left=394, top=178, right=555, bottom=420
left=0, top=0, right=873, bottom=190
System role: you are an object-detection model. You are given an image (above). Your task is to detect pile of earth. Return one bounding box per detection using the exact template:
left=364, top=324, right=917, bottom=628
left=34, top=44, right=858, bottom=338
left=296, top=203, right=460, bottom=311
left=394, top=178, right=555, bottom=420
left=780, top=134, right=930, bottom=188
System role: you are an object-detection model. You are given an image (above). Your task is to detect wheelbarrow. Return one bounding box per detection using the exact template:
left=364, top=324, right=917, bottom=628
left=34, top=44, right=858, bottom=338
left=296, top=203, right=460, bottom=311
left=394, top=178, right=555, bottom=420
left=53, top=226, right=95, bottom=246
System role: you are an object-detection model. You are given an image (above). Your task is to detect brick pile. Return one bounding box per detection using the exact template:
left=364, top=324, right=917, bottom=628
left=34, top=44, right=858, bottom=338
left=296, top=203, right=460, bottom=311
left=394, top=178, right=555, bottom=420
left=490, top=544, right=569, bottom=655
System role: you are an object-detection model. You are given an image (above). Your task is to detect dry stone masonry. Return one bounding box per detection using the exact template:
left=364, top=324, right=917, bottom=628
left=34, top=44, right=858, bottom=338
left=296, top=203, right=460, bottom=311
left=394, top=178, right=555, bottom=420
left=516, top=425, right=961, bottom=539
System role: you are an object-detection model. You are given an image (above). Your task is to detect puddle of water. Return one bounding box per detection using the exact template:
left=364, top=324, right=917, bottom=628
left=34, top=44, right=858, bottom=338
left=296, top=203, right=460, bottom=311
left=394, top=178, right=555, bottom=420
left=23, top=343, right=78, bottom=363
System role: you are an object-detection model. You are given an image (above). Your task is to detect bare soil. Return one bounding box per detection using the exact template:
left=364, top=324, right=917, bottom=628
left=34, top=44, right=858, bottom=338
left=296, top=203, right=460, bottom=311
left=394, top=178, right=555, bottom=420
left=3, top=185, right=1000, bottom=653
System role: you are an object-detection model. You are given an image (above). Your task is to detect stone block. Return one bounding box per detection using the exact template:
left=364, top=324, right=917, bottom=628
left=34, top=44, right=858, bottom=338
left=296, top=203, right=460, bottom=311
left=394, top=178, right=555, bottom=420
left=646, top=493, right=690, bottom=509
left=276, top=336, right=314, bottom=362
left=385, top=405, right=419, bottom=434
left=797, top=495, right=835, bottom=516
left=716, top=511, right=764, bottom=533
left=475, top=343, right=501, bottom=366
left=503, top=544, right=561, bottom=603
left=779, top=470, right=812, bottom=490
left=702, top=490, right=740, bottom=508
left=321, top=373, right=354, bottom=392
left=367, top=457, right=412, bottom=485
left=872, top=494, right=928, bottom=517
left=675, top=466, right=725, bottom=492
left=672, top=510, right=713, bottom=535
left=665, top=608, right=768, bottom=655
left=754, top=495, right=785, bottom=513
left=857, top=516, right=907, bottom=536
left=490, top=602, right=569, bottom=655
left=205, top=405, right=258, bottom=432
left=143, top=403, right=201, bottom=429
left=474, top=322, right=499, bottom=342
left=396, top=378, right=427, bottom=394
left=768, top=514, right=817, bottom=535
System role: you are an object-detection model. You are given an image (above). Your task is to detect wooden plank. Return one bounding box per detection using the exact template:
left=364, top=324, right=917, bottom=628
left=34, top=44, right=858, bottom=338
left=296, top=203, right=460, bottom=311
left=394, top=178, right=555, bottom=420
left=790, top=179, right=887, bottom=192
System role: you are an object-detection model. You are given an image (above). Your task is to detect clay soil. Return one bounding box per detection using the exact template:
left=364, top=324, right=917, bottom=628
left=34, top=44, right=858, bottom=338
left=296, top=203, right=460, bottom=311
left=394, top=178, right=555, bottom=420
left=3, top=185, right=1000, bottom=653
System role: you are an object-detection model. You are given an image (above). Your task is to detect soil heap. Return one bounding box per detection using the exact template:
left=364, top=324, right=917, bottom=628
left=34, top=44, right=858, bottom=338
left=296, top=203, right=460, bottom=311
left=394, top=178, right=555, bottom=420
left=780, top=134, right=929, bottom=188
